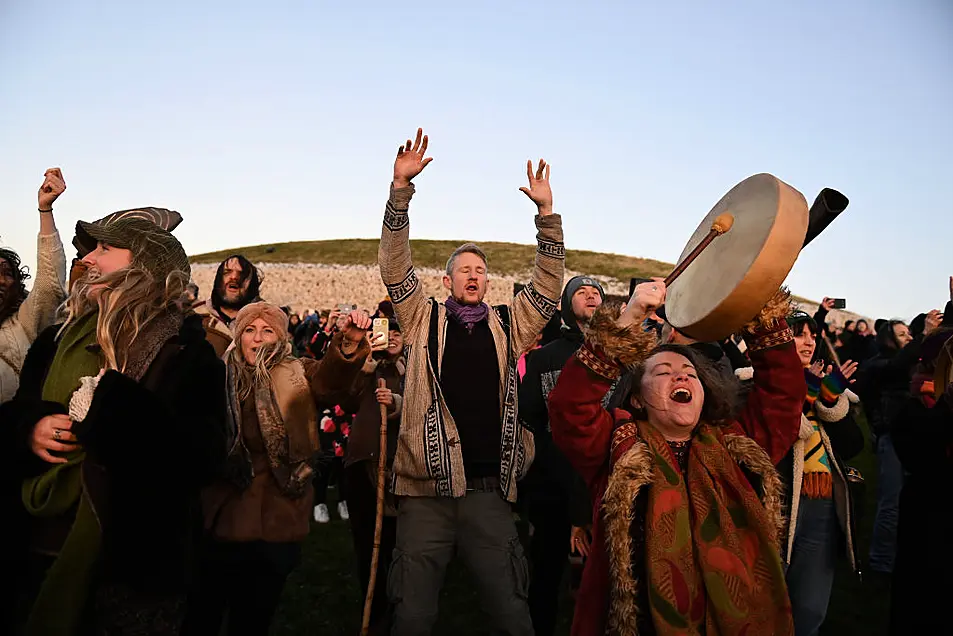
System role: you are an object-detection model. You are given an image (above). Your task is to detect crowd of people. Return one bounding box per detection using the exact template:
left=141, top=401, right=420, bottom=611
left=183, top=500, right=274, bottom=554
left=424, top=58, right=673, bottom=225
left=0, top=133, right=950, bottom=636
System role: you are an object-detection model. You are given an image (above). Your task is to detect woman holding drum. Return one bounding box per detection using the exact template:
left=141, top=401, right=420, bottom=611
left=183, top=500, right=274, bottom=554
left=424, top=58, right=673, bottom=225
left=549, top=280, right=804, bottom=636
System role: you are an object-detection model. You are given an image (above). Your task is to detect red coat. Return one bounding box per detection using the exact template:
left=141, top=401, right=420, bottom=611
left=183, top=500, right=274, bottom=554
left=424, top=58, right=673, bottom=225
left=548, top=324, right=805, bottom=636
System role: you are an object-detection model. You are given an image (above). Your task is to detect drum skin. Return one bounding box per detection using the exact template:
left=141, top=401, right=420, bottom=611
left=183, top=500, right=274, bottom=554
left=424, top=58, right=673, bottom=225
left=666, top=173, right=809, bottom=342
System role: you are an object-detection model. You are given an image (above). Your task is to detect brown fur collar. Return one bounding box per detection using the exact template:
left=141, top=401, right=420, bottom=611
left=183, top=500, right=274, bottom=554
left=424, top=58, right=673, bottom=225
left=742, top=286, right=793, bottom=335
left=602, top=429, right=785, bottom=635
left=584, top=303, right=658, bottom=370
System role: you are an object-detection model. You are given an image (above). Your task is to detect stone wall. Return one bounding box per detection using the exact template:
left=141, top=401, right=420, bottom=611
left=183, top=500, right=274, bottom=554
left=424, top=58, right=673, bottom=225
left=190, top=261, right=865, bottom=326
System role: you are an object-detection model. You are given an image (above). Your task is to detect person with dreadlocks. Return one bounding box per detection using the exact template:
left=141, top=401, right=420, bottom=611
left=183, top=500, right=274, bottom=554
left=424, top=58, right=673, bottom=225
left=0, top=214, right=227, bottom=635
left=193, top=254, right=264, bottom=356
left=549, top=281, right=804, bottom=636
left=182, top=301, right=372, bottom=636
left=0, top=168, right=67, bottom=404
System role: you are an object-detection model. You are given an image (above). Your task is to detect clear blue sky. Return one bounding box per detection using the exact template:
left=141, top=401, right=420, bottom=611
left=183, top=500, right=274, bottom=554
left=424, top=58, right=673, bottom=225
left=1, top=1, right=950, bottom=320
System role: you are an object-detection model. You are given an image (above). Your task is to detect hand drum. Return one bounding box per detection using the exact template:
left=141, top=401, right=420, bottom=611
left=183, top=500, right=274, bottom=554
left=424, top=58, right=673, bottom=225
left=665, top=173, right=809, bottom=342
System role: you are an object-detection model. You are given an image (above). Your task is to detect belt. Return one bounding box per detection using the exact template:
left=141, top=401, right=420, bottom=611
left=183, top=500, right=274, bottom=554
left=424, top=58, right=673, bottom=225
left=465, top=476, right=499, bottom=493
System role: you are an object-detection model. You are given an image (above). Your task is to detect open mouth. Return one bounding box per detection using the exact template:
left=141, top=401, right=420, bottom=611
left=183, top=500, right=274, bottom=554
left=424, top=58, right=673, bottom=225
left=670, top=388, right=693, bottom=403
left=465, top=283, right=478, bottom=293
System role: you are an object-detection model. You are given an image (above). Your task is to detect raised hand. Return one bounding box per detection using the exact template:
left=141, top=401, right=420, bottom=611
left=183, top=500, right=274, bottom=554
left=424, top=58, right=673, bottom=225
left=924, top=309, right=943, bottom=336
left=393, top=128, right=432, bottom=188
left=821, top=297, right=835, bottom=311
left=618, top=279, right=666, bottom=329
left=38, top=167, right=66, bottom=211
left=519, top=159, right=553, bottom=215
left=808, top=360, right=827, bottom=379
left=839, top=359, right=859, bottom=382
left=341, top=309, right=372, bottom=343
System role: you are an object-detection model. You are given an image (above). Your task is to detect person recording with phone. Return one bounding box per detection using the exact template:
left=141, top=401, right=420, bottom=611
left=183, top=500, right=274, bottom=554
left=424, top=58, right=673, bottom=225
left=344, top=308, right=405, bottom=634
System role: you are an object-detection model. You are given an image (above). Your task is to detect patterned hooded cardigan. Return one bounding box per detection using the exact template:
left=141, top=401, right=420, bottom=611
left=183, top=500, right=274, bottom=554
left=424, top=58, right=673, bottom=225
left=378, top=182, right=565, bottom=502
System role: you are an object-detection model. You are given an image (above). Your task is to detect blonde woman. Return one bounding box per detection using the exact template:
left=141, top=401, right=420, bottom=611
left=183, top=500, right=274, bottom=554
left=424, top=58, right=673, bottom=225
left=1, top=217, right=226, bottom=636
left=182, top=301, right=371, bottom=636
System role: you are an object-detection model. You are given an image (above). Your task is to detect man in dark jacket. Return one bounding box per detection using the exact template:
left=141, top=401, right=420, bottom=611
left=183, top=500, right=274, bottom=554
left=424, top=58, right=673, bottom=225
left=519, top=275, right=604, bottom=636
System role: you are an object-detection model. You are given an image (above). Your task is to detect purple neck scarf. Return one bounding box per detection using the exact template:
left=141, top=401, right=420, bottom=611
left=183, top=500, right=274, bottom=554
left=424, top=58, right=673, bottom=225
left=445, top=296, right=490, bottom=333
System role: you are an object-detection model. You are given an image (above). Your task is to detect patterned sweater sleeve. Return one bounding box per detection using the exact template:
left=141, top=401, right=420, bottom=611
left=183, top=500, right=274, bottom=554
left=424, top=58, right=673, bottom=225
left=509, top=215, right=565, bottom=357
left=378, top=184, right=429, bottom=343
left=17, top=231, right=67, bottom=341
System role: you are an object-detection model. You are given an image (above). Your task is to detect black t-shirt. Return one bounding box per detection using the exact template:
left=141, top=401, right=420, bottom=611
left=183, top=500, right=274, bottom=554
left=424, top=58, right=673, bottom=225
left=440, top=318, right=502, bottom=478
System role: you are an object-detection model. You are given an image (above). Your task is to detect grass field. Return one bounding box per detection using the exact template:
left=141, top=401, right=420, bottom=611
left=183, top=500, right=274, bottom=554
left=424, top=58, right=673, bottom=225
left=271, top=408, right=889, bottom=636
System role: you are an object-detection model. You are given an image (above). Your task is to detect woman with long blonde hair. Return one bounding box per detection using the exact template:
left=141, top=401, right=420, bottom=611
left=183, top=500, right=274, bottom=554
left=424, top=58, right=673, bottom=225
left=1, top=217, right=228, bottom=636
left=182, top=301, right=372, bottom=636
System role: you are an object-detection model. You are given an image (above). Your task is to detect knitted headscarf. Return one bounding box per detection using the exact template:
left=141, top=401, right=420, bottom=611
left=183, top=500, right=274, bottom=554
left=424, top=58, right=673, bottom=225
left=231, top=301, right=290, bottom=344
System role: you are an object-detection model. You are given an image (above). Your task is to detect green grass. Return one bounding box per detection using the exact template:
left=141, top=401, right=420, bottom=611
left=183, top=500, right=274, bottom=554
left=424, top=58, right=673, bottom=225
left=273, top=409, right=888, bottom=635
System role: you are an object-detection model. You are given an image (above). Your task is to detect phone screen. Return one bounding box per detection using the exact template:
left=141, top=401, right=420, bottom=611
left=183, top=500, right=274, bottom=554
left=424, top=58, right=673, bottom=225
left=832, top=299, right=847, bottom=310
left=372, top=318, right=389, bottom=348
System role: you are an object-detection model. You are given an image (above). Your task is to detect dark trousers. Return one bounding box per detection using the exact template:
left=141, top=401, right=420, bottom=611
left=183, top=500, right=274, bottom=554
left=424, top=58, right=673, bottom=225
left=388, top=491, right=532, bottom=636
left=314, top=456, right=347, bottom=505
left=870, top=433, right=903, bottom=573
left=785, top=497, right=837, bottom=636
left=181, top=539, right=301, bottom=636
left=526, top=492, right=571, bottom=636
left=346, top=461, right=397, bottom=635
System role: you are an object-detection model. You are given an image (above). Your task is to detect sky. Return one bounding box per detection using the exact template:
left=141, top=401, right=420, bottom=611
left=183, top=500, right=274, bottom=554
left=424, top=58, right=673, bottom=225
left=1, top=0, right=950, bottom=320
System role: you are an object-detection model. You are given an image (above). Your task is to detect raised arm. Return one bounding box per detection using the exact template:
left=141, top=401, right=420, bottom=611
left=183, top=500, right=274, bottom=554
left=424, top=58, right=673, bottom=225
left=735, top=292, right=806, bottom=464
left=550, top=304, right=657, bottom=487
left=510, top=160, right=565, bottom=356
left=378, top=128, right=433, bottom=343
left=305, top=310, right=373, bottom=405
left=18, top=168, right=68, bottom=341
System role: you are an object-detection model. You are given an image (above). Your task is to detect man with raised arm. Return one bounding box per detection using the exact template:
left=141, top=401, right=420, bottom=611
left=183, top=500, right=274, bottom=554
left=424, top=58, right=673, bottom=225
left=378, top=128, right=565, bottom=635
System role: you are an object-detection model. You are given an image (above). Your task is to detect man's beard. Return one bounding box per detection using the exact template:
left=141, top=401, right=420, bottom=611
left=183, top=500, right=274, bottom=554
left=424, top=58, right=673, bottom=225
left=216, top=283, right=254, bottom=310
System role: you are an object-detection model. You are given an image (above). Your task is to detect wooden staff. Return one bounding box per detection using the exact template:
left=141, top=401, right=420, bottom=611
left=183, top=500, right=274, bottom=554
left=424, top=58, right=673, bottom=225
left=361, top=377, right=389, bottom=636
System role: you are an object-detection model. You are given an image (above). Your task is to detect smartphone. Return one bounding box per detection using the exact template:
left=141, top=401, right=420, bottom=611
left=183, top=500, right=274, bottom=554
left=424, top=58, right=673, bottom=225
left=629, top=277, right=654, bottom=298
left=337, top=303, right=352, bottom=313
left=831, top=298, right=847, bottom=310
left=372, top=318, right=389, bottom=348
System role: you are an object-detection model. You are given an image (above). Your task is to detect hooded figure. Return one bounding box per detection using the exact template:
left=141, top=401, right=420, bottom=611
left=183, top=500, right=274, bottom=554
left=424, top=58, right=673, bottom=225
left=519, top=275, right=606, bottom=636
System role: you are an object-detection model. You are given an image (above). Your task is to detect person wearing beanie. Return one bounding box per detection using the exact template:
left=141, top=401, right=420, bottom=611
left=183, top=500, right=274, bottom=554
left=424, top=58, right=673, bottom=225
left=343, top=311, right=405, bottom=634
left=0, top=169, right=68, bottom=406
left=193, top=254, right=264, bottom=357
left=518, top=275, right=604, bottom=635
left=771, top=309, right=864, bottom=635
left=182, top=301, right=371, bottom=636
left=0, top=213, right=227, bottom=635
left=378, top=128, right=564, bottom=634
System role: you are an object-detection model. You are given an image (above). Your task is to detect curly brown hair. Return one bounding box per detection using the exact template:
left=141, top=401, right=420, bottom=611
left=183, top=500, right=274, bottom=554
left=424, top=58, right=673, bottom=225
left=0, top=249, right=30, bottom=321
left=614, top=343, right=737, bottom=425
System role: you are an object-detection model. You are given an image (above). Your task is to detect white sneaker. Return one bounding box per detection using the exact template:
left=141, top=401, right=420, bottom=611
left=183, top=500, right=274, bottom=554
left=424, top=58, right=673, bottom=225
left=337, top=501, right=350, bottom=521
left=314, top=503, right=330, bottom=523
